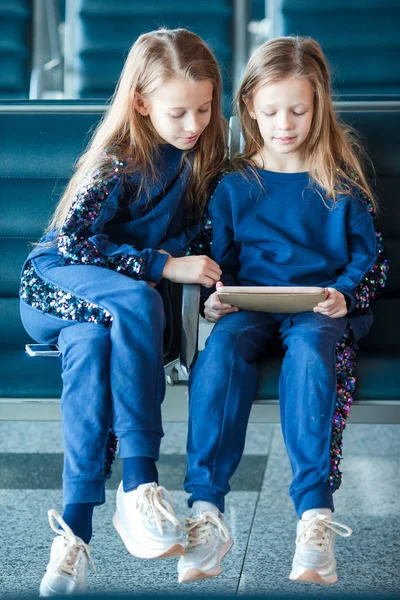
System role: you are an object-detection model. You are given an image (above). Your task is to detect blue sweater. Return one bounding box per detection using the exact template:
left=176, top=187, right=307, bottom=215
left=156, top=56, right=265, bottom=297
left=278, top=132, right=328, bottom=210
left=29, top=144, right=206, bottom=283
left=210, top=167, right=389, bottom=314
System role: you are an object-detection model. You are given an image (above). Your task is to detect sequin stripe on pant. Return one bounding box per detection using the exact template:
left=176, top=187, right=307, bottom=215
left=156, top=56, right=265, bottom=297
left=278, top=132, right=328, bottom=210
left=184, top=310, right=367, bottom=517
left=20, top=251, right=166, bottom=505
left=279, top=312, right=349, bottom=517
left=329, top=325, right=356, bottom=489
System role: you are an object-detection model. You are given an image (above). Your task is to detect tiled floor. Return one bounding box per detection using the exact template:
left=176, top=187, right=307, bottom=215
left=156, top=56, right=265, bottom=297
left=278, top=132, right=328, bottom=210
left=0, top=422, right=399, bottom=596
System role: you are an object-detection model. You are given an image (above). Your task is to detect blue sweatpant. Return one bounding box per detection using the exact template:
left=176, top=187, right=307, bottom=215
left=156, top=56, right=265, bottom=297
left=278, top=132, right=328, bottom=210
left=185, top=310, right=360, bottom=517
left=20, top=248, right=166, bottom=505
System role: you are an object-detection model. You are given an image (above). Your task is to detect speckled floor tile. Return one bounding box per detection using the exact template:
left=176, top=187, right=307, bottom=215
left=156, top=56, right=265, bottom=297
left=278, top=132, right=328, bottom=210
left=0, top=422, right=273, bottom=456
left=0, top=490, right=257, bottom=596
left=238, top=425, right=400, bottom=595
left=0, top=454, right=266, bottom=492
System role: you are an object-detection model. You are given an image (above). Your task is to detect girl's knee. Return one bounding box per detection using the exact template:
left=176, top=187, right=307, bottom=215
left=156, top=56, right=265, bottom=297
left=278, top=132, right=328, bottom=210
left=58, top=322, right=110, bottom=354
left=118, top=283, right=165, bottom=328
left=118, top=281, right=163, bottom=313
left=142, top=283, right=164, bottom=313
left=206, top=327, right=239, bottom=350
left=286, top=331, right=326, bottom=357
left=286, top=313, right=346, bottom=353
left=20, top=300, right=60, bottom=344
left=202, top=327, right=248, bottom=364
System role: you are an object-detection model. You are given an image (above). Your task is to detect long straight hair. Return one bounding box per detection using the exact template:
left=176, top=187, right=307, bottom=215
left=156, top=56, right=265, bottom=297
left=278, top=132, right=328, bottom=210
left=49, top=28, right=227, bottom=231
left=234, top=36, right=376, bottom=206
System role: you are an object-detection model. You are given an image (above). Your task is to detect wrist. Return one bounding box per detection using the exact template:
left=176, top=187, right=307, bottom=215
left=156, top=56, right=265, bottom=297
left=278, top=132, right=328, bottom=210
left=145, top=249, right=169, bottom=284
left=161, top=255, right=174, bottom=279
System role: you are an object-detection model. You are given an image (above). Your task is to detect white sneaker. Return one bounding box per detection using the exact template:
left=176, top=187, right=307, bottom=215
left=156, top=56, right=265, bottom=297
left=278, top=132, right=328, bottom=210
left=177, top=511, right=233, bottom=583
left=39, top=510, right=95, bottom=597
left=113, top=481, right=185, bottom=559
left=289, top=513, right=352, bottom=584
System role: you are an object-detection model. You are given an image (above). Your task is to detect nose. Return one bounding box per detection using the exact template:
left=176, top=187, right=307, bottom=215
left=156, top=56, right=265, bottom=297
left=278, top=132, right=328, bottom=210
left=277, top=111, right=293, bottom=131
left=183, top=114, right=201, bottom=135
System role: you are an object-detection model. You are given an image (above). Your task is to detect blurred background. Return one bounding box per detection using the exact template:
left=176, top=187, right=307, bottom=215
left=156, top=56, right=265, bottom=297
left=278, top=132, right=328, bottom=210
left=1, top=2, right=400, bottom=596
left=2, top=0, right=400, bottom=112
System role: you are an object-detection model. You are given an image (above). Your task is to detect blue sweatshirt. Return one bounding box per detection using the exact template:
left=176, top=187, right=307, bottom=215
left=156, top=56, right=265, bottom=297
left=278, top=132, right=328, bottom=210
left=29, top=144, right=207, bottom=283
left=210, top=167, right=389, bottom=314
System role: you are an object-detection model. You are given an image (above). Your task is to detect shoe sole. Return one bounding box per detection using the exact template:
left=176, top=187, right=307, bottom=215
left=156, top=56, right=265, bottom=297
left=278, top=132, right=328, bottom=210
left=39, top=577, right=88, bottom=597
left=289, top=568, right=338, bottom=585
left=178, top=538, right=234, bottom=583
left=113, top=512, right=185, bottom=559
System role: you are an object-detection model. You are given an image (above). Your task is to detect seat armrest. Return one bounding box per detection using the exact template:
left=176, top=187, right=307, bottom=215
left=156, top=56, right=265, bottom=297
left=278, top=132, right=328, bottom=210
left=228, top=115, right=245, bottom=157
left=180, top=284, right=200, bottom=377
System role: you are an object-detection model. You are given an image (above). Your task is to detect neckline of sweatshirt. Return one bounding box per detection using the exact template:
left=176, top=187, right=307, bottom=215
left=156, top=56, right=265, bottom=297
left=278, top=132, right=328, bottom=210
left=253, top=166, right=309, bottom=181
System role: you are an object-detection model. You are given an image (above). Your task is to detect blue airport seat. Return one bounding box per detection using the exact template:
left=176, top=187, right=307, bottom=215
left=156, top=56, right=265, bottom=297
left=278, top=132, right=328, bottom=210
left=1, top=100, right=400, bottom=424
left=276, top=0, right=400, bottom=95
left=0, top=102, right=184, bottom=401
left=67, top=0, right=233, bottom=111
left=0, top=0, right=32, bottom=98
left=251, top=0, right=265, bottom=20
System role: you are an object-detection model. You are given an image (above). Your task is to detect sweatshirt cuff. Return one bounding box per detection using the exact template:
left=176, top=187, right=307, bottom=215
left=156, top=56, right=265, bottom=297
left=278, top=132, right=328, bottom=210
left=158, top=238, right=184, bottom=258
left=344, top=293, right=355, bottom=313
left=145, top=249, right=169, bottom=284
left=331, top=285, right=356, bottom=313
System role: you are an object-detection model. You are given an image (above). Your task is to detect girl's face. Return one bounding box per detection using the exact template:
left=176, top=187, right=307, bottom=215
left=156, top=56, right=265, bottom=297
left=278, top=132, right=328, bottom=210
left=135, top=78, right=213, bottom=150
left=247, top=76, right=314, bottom=168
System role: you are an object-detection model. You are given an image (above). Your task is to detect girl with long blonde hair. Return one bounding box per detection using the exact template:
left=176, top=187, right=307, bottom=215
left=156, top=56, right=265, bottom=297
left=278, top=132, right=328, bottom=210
left=19, top=28, right=227, bottom=596
left=179, top=36, right=389, bottom=585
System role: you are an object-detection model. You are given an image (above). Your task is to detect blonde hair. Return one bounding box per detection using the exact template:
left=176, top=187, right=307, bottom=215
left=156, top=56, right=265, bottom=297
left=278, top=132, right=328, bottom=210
left=234, top=36, right=376, bottom=206
left=49, top=28, right=227, bottom=230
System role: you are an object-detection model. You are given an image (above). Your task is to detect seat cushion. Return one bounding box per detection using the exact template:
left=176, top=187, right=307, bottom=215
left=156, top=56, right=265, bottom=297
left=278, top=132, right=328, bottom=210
left=2, top=349, right=399, bottom=401
left=0, top=350, right=62, bottom=398
left=256, top=351, right=400, bottom=401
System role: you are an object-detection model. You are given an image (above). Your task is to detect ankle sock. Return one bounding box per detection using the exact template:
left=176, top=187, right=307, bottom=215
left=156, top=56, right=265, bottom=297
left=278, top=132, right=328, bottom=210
left=302, top=508, right=332, bottom=521
left=192, top=501, right=221, bottom=516
left=61, top=503, right=95, bottom=544
left=123, top=456, right=158, bottom=492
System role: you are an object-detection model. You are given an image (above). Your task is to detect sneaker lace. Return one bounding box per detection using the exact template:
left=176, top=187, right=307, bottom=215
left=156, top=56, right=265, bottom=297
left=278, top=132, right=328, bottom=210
left=185, top=511, right=230, bottom=549
left=135, top=483, right=181, bottom=535
left=48, top=509, right=96, bottom=576
left=297, top=514, right=353, bottom=550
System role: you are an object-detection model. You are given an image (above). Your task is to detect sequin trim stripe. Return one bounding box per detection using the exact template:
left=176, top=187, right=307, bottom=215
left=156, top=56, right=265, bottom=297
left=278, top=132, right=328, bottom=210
left=184, top=172, right=228, bottom=257
left=104, top=428, right=118, bottom=478
left=329, top=326, right=356, bottom=490
left=184, top=209, right=213, bottom=257
left=20, top=260, right=113, bottom=328
left=59, top=157, right=147, bottom=280
left=353, top=190, right=390, bottom=313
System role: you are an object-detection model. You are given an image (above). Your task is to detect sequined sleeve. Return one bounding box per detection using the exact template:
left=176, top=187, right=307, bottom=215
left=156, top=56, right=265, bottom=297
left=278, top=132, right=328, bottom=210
left=157, top=173, right=226, bottom=258
left=183, top=173, right=228, bottom=257
left=58, top=158, right=152, bottom=280
left=351, top=192, right=390, bottom=313
left=183, top=208, right=213, bottom=257
left=205, top=175, right=238, bottom=287
left=332, top=187, right=390, bottom=314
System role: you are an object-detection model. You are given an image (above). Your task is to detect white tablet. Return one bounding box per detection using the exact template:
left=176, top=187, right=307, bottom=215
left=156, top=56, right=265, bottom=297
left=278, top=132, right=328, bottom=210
left=217, top=286, right=326, bottom=313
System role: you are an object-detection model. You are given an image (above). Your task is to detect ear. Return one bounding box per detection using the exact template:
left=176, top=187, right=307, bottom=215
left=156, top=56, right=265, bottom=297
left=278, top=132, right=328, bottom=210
left=242, top=95, right=256, bottom=120
left=134, top=92, right=150, bottom=116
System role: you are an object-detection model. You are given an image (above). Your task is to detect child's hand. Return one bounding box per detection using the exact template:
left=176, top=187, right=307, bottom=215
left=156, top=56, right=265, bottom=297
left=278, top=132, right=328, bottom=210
left=162, top=255, right=222, bottom=287
left=313, top=288, right=347, bottom=318
left=204, top=281, right=239, bottom=322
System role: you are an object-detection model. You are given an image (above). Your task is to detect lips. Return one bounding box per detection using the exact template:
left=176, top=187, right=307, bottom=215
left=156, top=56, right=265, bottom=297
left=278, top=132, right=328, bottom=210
left=274, top=136, right=296, bottom=143
left=181, top=134, right=199, bottom=143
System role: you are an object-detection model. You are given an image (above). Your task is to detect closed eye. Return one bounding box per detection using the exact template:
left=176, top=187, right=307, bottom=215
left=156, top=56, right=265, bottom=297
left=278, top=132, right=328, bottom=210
left=170, top=108, right=210, bottom=118
left=262, top=111, right=308, bottom=117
